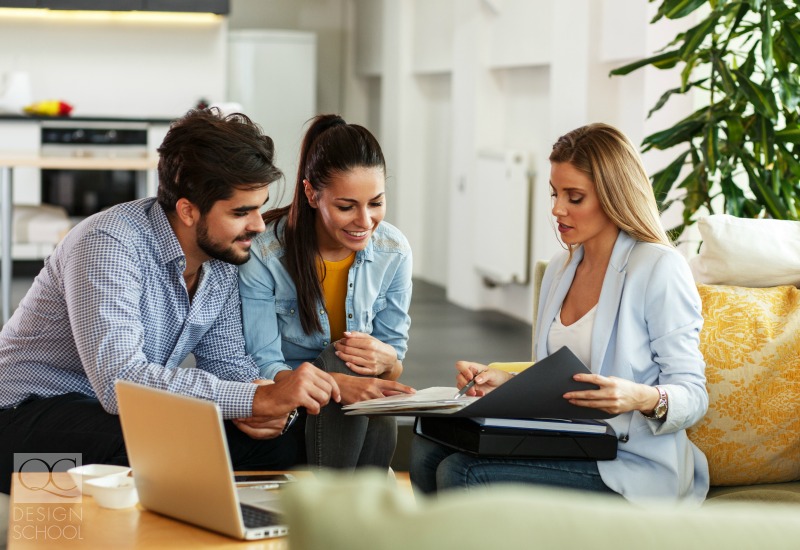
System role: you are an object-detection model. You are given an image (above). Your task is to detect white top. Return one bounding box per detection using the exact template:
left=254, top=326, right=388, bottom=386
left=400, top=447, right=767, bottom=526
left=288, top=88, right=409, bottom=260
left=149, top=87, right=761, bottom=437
left=547, top=304, right=597, bottom=371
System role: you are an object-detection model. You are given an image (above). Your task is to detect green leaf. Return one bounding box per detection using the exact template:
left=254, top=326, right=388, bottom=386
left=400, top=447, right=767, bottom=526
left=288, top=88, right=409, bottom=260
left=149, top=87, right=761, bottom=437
left=704, top=124, right=720, bottom=172
left=772, top=1, right=799, bottom=21
left=762, top=2, right=775, bottom=80
left=740, top=46, right=757, bottom=76
left=666, top=224, right=687, bottom=243
left=741, top=199, right=764, bottom=218
left=777, top=73, right=800, bottom=110
left=609, top=50, right=682, bottom=76
left=720, top=175, right=746, bottom=216
left=776, top=127, right=800, bottom=143
left=642, top=117, right=704, bottom=151
left=680, top=54, right=699, bottom=90
left=725, top=116, right=745, bottom=145
left=647, top=78, right=708, bottom=118
left=734, top=70, right=778, bottom=118
left=742, top=156, right=790, bottom=218
left=664, top=0, right=710, bottom=20
left=712, top=54, right=737, bottom=96
left=779, top=20, right=800, bottom=60
left=777, top=142, right=800, bottom=178
left=678, top=168, right=706, bottom=222
left=721, top=3, right=752, bottom=51
left=651, top=150, right=691, bottom=204
left=681, top=12, right=721, bottom=59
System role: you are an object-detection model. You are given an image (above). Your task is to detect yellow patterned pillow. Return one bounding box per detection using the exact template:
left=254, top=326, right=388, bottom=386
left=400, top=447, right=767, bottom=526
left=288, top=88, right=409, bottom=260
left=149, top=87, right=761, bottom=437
left=687, top=284, right=800, bottom=486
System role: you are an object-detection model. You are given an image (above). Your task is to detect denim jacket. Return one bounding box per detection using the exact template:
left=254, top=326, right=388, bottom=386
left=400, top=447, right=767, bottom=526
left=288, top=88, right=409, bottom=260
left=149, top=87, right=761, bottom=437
left=239, top=217, right=413, bottom=380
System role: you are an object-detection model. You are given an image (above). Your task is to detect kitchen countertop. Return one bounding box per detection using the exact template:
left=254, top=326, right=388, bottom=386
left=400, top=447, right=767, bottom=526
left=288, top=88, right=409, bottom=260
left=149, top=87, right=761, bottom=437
left=0, top=114, right=176, bottom=124
left=0, top=154, right=158, bottom=169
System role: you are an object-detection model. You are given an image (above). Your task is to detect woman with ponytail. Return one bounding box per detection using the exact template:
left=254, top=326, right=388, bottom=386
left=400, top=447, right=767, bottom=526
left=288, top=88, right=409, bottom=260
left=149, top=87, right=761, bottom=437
left=239, top=114, right=414, bottom=469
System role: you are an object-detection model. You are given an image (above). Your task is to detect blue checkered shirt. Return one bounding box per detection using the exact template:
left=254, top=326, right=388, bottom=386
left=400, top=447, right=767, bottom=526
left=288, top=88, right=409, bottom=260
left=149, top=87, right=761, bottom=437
left=0, top=198, right=258, bottom=418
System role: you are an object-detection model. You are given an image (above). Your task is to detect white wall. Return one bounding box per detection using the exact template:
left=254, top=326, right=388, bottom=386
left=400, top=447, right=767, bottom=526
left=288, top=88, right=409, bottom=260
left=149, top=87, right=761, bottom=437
left=344, top=0, right=697, bottom=323
left=229, top=0, right=347, bottom=115
left=0, top=1, right=698, bottom=324
left=0, top=11, right=227, bottom=118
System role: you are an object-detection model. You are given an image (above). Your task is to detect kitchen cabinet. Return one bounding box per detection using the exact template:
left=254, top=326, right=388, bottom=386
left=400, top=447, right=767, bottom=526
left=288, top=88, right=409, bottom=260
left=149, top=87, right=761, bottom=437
left=143, top=0, right=228, bottom=14
left=0, top=0, right=229, bottom=13
left=41, top=0, right=140, bottom=10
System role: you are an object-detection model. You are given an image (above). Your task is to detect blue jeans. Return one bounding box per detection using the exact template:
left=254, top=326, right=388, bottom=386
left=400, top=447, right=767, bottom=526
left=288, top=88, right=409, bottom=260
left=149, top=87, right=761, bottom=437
left=305, top=345, right=396, bottom=469
left=409, top=434, right=618, bottom=496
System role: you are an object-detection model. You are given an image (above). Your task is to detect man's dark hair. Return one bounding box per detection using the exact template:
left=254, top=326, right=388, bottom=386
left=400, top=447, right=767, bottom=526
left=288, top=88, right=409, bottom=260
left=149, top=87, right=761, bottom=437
left=157, top=108, right=283, bottom=214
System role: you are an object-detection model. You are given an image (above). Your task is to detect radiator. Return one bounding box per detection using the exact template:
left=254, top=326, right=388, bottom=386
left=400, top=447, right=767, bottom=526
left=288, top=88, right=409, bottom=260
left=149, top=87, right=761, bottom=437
left=472, top=149, right=533, bottom=285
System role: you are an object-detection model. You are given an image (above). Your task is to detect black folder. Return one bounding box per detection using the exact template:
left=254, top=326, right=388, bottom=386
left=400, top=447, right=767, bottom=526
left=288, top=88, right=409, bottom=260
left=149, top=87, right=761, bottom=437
left=414, top=416, right=618, bottom=460
left=411, top=347, right=619, bottom=459
left=440, top=346, right=614, bottom=420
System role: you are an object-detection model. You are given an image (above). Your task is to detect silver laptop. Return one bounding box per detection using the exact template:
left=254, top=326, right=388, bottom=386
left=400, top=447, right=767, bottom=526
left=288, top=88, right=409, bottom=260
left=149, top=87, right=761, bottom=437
left=115, top=379, right=288, bottom=540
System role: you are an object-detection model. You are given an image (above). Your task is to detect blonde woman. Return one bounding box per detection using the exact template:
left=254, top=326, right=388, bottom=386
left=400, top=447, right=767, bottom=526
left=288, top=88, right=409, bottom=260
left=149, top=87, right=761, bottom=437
left=410, top=123, right=709, bottom=505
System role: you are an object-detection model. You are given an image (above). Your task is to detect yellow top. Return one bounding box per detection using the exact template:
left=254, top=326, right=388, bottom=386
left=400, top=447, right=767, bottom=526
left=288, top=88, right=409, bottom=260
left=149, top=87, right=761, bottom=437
left=319, top=252, right=356, bottom=341
left=488, top=361, right=533, bottom=374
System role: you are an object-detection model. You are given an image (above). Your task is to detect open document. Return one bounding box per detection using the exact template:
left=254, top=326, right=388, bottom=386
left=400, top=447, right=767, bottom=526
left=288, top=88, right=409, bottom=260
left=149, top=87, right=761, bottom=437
left=343, top=346, right=614, bottom=421
left=342, top=387, right=478, bottom=415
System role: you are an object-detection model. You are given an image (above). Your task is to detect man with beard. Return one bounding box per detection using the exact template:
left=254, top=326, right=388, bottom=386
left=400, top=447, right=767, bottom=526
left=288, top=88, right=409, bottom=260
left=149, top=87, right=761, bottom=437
left=0, top=109, right=340, bottom=494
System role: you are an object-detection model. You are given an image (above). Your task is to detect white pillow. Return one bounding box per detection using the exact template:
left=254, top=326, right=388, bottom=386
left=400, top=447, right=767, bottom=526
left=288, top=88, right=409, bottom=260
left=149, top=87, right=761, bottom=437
left=689, top=215, right=800, bottom=287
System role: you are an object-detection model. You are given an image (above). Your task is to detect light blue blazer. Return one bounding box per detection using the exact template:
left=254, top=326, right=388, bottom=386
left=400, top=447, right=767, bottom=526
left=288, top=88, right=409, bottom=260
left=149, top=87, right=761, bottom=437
left=536, top=231, right=710, bottom=505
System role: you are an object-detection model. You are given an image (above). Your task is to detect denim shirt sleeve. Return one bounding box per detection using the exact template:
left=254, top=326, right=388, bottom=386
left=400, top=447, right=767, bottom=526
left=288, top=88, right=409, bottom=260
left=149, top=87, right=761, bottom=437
left=239, top=249, right=293, bottom=380
left=366, top=247, right=413, bottom=361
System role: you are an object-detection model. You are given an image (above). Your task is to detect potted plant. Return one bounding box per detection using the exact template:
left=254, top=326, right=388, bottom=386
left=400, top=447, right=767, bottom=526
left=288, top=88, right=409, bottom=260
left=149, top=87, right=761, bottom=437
left=611, top=0, right=800, bottom=240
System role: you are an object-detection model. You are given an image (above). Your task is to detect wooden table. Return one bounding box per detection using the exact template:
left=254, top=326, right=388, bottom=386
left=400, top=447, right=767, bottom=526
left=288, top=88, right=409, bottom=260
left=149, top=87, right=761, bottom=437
left=0, top=155, right=159, bottom=323
left=7, top=472, right=296, bottom=549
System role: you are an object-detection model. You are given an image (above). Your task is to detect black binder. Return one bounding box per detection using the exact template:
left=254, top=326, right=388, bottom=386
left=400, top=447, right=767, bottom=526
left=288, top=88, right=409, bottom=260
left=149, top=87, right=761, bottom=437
left=415, top=416, right=618, bottom=460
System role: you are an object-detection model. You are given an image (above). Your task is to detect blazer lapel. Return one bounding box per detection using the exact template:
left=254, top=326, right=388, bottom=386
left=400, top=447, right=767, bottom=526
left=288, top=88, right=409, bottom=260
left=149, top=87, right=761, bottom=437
left=536, top=248, right=583, bottom=360
left=590, top=232, right=635, bottom=374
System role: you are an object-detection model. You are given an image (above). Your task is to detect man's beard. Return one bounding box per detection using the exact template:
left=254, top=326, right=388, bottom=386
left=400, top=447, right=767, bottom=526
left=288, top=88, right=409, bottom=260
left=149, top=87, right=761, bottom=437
left=196, top=218, right=258, bottom=266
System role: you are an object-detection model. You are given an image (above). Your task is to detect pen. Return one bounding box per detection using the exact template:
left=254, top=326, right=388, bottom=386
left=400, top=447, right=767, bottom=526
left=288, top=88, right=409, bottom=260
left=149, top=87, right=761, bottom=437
left=454, top=370, right=486, bottom=399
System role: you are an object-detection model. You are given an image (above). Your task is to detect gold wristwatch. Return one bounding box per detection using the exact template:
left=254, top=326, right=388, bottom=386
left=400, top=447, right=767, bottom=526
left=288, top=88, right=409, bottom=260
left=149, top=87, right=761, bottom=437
left=643, top=386, right=668, bottom=420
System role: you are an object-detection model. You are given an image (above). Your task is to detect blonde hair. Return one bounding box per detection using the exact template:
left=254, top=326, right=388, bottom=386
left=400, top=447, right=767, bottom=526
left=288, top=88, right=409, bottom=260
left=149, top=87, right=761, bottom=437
left=549, top=123, right=670, bottom=248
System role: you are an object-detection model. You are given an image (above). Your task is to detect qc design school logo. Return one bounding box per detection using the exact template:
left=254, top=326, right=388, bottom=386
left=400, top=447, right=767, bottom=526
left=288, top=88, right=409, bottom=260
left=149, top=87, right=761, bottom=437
left=13, top=453, right=82, bottom=504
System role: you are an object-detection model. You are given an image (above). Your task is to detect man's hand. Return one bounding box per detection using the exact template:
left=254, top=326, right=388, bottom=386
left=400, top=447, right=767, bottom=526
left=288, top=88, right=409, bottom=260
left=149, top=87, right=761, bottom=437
left=232, top=415, right=290, bottom=440
left=252, top=362, right=341, bottom=416
left=331, top=373, right=415, bottom=405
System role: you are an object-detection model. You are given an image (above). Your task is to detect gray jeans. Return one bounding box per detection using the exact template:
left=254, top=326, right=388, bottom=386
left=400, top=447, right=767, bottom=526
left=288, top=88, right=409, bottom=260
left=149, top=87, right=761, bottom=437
left=306, top=344, right=397, bottom=470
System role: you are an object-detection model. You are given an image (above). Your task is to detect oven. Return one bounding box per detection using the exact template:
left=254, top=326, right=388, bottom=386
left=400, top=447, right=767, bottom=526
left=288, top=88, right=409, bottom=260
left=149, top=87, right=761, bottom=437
left=40, top=120, right=150, bottom=220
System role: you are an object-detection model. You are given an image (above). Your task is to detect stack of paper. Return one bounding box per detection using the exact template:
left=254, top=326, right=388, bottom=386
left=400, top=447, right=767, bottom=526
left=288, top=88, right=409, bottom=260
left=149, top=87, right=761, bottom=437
left=342, top=387, right=478, bottom=415
left=472, top=417, right=608, bottom=433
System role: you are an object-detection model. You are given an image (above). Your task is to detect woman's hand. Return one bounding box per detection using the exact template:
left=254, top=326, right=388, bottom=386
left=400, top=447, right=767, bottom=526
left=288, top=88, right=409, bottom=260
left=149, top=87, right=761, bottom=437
left=334, top=331, right=400, bottom=379
left=331, top=373, right=415, bottom=405
left=564, top=373, right=661, bottom=415
left=454, top=361, right=513, bottom=397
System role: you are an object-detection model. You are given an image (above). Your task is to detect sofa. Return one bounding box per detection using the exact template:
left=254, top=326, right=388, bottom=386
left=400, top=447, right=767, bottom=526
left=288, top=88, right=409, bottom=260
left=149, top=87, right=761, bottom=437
left=281, top=470, right=800, bottom=550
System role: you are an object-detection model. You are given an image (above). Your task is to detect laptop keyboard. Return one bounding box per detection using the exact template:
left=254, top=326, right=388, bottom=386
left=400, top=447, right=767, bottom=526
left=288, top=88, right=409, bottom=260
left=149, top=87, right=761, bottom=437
left=240, top=503, right=283, bottom=528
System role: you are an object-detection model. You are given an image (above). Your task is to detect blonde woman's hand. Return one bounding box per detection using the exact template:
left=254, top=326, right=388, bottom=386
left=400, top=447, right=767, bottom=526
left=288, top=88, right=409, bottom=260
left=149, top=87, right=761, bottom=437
left=454, top=361, right=513, bottom=397
left=564, top=373, right=661, bottom=415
